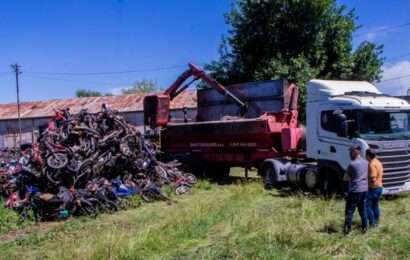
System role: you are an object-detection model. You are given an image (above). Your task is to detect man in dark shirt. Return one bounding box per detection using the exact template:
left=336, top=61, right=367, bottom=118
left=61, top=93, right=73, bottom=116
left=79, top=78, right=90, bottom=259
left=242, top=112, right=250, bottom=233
left=343, top=145, right=369, bottom=234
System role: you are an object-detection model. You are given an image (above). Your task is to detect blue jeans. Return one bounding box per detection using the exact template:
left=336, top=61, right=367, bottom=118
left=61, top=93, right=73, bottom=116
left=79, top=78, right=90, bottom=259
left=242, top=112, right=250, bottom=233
left=344, top=192, right=368, bottom=230
left=367, top=187, right=383, bottom=226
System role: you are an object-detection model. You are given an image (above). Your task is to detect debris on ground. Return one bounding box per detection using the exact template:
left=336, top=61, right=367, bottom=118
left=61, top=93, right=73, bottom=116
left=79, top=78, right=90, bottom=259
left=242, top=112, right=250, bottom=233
left=0, top=106, right=196, bottom=221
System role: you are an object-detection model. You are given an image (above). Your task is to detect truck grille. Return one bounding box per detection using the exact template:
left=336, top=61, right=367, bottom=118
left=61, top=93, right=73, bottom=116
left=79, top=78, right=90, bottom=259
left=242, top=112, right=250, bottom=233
left=376, top=149, right=410, bottom=189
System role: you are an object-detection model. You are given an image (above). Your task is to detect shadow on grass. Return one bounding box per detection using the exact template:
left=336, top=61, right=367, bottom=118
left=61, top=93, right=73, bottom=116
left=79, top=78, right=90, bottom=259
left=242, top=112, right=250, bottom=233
left=266, top=187, right=329, bottom=200
left=318, top=222, right=339, bottom=234
left=195, top=173, right=260, bottom=186
left=383, top=194, right=400, bottom=201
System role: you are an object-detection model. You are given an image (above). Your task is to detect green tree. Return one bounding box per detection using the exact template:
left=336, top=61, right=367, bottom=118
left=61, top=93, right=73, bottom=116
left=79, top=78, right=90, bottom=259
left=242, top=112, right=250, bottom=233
left=122, top=80, right=157, bottom=95
left=75, top=89, right=103, bottom=97
left=351, top=41, right=384, bottom=80
left=207, top=0, right=384, bottom=120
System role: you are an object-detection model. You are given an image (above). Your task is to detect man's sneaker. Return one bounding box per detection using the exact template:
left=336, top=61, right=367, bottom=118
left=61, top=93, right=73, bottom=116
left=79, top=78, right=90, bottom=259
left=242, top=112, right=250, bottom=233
left=361, top=227, right=368, bottom=234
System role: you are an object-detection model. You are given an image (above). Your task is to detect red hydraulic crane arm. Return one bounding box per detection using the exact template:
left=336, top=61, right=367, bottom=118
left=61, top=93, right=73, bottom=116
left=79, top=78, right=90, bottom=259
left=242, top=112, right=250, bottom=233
left=163, top=67, right=194, bottom=98
left=144, top=63, right=247, bottom=129
left=282, top=82, right=299, bottom=112
left=164, top=63, right=246, bottom=110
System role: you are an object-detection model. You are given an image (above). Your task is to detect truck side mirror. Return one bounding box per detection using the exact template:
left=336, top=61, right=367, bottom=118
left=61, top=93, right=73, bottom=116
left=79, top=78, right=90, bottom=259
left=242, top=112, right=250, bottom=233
left=335, top=113, right=349, bottom=138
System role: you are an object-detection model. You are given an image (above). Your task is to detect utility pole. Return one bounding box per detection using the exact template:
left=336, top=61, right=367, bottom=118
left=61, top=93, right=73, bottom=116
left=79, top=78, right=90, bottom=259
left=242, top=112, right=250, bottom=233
left=11, top=63, right=22, bottom=146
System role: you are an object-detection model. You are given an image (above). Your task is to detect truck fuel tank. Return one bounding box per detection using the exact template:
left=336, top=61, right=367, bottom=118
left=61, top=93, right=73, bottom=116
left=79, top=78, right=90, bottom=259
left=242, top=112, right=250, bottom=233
left=261, top=159, right=318, bottom=190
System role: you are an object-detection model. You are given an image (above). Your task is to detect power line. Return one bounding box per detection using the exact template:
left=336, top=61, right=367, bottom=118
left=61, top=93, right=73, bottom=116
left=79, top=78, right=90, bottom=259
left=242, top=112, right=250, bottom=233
left=354, top=21, right=410, bottom=37
left=24, top=63, right=206, bottom=76
left=378, top=74, right=410, bottom=83
left=25, top=75, right=132, bottom=86
left=26, top=65, right=184, bottom=75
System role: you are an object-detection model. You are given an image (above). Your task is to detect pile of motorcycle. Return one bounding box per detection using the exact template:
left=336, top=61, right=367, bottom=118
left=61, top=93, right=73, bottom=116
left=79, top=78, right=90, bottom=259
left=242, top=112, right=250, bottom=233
left=0, top=107, right=196, bottom=221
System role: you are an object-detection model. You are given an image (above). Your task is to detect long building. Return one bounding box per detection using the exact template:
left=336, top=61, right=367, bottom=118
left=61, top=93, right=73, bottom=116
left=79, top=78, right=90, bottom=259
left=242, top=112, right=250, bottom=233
left=0, top=92, right=197, bottom=148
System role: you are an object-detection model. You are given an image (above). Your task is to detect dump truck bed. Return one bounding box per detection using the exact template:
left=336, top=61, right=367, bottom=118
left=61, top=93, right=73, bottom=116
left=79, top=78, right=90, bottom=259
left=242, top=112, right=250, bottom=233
left=159, top=79, right=302, bottom=166
left=197, top=80, right=287, bottom=121
left=160, top=117, right=284, bottom=165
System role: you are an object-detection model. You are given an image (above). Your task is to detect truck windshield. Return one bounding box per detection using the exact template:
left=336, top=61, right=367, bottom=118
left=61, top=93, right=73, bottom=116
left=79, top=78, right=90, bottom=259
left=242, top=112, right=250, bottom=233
left=357, top=110, right=410, bottom=140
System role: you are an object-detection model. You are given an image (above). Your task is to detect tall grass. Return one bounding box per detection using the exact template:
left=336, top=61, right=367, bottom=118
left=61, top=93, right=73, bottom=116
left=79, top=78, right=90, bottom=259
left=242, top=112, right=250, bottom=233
left=1, top=181, right=410, bottom=259
left=0, top=198, right=33, bottom=236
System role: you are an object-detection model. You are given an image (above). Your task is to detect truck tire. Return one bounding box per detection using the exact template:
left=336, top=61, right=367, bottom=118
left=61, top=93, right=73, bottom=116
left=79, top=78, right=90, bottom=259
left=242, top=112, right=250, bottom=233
left=303, top=168, right=318, bottom=190
left=259, top=161, right=281, bottom=190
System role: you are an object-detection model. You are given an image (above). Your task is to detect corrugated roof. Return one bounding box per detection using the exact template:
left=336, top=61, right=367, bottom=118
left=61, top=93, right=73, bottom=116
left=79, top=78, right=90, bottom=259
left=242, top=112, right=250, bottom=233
left=0, top=91, right=197, bottom=120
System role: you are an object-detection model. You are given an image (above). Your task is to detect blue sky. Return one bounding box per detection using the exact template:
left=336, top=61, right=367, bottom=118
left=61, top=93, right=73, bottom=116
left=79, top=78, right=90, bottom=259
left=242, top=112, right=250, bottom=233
left=0, top=0, right=410, bottom=103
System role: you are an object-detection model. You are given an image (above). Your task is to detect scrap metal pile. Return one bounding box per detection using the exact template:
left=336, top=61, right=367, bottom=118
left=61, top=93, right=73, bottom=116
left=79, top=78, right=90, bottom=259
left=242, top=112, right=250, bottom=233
left=0, top=106, right=196, bottom=221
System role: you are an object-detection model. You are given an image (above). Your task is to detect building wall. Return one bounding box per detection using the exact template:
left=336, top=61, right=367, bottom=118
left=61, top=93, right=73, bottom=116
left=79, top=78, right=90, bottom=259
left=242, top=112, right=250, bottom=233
left=0, top=108, right=197, bottom=148
left=0, top=117, right=50, bottom=148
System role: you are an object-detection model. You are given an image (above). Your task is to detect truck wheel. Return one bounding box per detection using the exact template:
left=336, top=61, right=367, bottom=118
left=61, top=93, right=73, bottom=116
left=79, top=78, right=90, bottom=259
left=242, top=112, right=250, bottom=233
left=303, top=168, right=318, bottom=190
left=259, top=161, right=280, bottom=190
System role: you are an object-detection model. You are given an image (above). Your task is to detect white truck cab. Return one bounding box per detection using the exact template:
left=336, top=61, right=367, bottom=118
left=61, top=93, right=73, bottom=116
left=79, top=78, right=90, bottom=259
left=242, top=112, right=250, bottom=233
left=306, top=79, right=410, bottom=194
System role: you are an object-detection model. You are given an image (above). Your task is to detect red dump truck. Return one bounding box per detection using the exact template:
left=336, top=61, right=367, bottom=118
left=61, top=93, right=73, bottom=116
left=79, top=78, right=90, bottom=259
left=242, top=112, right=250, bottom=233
left=144, top=64, right=410, bottom=195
